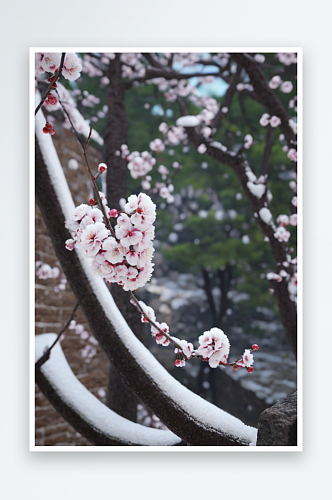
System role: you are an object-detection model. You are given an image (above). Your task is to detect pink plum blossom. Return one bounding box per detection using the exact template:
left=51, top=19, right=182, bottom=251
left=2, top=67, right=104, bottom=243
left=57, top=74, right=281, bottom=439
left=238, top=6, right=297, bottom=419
left=196, top=327, right=230, bottom=368
left=274, top=226, right=291, bottom=242
left=280, top=81, right=293, bottom=93
left=270, top=116, right=281, bottom=128
left=269, top=75, right=282, bottom=89
left=277, top=214, right=290, bottom=226
left=62, top=53, right=82, bottom=81
left=287, top=149, right=297, bottom=162
left=259, top=113, right=270, bottom=126
left=80, top=222, right=109, bottom=256
left=197, top=143, right=207, bottom=154
left=149, top=138, right=165, bottom=153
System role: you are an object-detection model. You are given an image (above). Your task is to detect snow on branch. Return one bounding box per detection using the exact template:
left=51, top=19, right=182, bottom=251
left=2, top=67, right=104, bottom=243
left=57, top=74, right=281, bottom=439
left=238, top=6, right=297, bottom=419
left=35, top=334, right=182, bottom=446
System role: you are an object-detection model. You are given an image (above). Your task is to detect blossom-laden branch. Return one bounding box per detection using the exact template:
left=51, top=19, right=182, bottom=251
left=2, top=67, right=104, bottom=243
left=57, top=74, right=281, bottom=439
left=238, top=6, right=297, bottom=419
left=35, top=53, right=66, bottom=116
left=35, top=302, right=79, bottom=369
left=64, top=187, right=258, bottom=372
left=54, top=86, right=116, bottom=238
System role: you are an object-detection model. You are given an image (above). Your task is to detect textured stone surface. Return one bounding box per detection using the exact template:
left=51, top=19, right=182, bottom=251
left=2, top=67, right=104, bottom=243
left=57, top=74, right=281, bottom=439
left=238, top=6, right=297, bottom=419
left=256, top=391, right=297, bottom=446
left=35, top=126, right=108, bottom=446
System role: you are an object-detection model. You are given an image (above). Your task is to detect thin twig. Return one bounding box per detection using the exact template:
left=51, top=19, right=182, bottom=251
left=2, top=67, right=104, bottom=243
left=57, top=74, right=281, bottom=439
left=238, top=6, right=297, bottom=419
left=55, top=95, right=116, bottom=238
left=35, top=302, right=79, bottom=369
left=35, top=53, right=66, bottom=116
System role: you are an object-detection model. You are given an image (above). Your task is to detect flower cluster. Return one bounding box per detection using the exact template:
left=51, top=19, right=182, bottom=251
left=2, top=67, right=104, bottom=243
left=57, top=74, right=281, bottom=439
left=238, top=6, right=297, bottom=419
left=232, top=346, right=257, bottom=373
left=196, top=328, right=230, bottom=368
left=127, top=151, right=156, bottom=179
left=68, top=319, right=99, bottom=362
left=268, top=75, right=293, bottom=93
left=136, top=300, right=258, bottom=372
left=65, top=193, right=156, bottom=291
left=259, top=113, right=282, bottom=128
left=274, top=213, right=297, bottom=243
left=35, top=261, right=67, bottom=293
left=36, top=261, right=60, bottom=280
left=35, top=52, right=82, bottom=81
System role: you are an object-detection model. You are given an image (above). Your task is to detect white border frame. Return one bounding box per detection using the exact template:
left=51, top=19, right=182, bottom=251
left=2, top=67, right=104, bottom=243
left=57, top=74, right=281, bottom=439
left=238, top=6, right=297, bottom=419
left=30, top=47, right=302, bottom=452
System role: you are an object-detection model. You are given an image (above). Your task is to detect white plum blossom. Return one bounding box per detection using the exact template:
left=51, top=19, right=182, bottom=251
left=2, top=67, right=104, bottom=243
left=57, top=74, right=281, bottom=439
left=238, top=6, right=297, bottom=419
left=72, top=203, right=89, bottom=221
left=173, top=339, right=195, bottom=359
left=80, top=222, right=109, bottom=256
left=65, top=193, right=156, bottom=292
left=287, top=149, right=297, bottom=162
left=197, top=143, right=207, bottom=154
left=138, top=300, right=156, bottom=323
left=36, top=263, right=60, bottom=280
left=149, top=138, right=165, bottom=153
left=277, top=214, right=290, bottom=226
left=244, top=134, right=253, bottom=149
left=62, top=53, right=82, bottom=81
left=290, top=214, right=297, bottom=226
left=270, top=116, right=282, bottom=128
left=115, top=225, right=143, bottom=247
left=158, top=165, right=169, bottom=176
left=254, top=54, right=265, bottom=63
left=238, top=349, right=254, bottom=368
left=159, top=122, right=168, bottom=133
left=269, top=75, right=282, bottom=89
left=280, top=81, right=293, bottom=93
left=259, top=113, right=270, bottom=126
left=274, top=226, right=291, bottom=243
left=196, top=327, right=230, bottom=368
left=42, top=53, right=61, bottom=72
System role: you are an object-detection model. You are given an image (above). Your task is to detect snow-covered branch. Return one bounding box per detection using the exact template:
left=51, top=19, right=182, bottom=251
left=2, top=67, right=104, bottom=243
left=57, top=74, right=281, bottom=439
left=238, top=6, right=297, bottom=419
left=35, top=103, right=257, bottom=446
left=35, top=334, right=183, bottom=446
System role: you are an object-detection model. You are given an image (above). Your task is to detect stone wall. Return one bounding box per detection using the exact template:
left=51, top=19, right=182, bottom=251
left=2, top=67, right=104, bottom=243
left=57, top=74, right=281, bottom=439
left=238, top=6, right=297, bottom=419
left=35, top=124, right=108, bottom=446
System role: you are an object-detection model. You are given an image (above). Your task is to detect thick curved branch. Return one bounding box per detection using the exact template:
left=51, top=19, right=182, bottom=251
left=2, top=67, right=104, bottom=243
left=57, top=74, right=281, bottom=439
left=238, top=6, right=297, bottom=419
left=230, top=53, right=296, bottom=147
left=35, top=334, right=183, bottom=446
left=35, top=107, right=257, bottom=446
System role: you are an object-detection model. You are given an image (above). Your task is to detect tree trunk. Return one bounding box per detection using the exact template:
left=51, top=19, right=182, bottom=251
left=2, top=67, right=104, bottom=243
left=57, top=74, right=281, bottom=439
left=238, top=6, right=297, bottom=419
left=103, top=54, right=145, bottom=422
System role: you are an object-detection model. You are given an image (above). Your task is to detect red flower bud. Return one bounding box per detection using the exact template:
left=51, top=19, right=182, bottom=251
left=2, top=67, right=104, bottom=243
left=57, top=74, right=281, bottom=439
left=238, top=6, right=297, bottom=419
left=49, top=129, right=55, bottom=136
left=42, top=127, right=49, bottom=134
left=109, top=209, right=118, bottom=218
left=233, top=365, right=239, bottom=371
left=89, top=198, right=95, bottom=207
left=252, top=344, right=259, bottom=351
left=247, top=366, right=254, bottom=373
